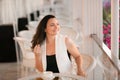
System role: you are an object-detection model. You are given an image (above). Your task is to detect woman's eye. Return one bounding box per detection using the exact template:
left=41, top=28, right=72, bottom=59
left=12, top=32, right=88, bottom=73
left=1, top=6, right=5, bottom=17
left=50, top=24, right=54, bottom=26
left=50, top=23, right=59, bottom=26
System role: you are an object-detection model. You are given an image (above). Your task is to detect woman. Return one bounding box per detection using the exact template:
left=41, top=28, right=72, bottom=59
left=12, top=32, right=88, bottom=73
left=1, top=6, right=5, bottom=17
left=31, top=15, right=85, bottom=77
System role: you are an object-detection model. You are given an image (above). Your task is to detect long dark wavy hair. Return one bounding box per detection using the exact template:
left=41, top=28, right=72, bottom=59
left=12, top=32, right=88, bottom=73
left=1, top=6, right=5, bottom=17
left=31, top=15, right=55, bottom=49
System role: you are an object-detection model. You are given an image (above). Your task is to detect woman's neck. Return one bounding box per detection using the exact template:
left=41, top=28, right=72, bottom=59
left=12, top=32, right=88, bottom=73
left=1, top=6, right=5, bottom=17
left=46, top=35, right=55, bottom=44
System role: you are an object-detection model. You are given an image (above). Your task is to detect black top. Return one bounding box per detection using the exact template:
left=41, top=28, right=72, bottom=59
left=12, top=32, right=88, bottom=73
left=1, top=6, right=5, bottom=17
left=46, top=54, right=59, bottom=73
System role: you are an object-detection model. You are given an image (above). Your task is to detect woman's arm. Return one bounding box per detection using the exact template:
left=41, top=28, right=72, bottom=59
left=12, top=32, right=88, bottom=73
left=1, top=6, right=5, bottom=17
left=75, top=55, right=85, bottom=76
left=33, top=45, right=43, bottom=72
left=65, top=37, right=85, bottom=77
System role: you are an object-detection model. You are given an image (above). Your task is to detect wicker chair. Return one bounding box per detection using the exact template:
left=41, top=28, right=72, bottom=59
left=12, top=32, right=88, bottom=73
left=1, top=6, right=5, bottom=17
left=13, top=37, right=36, bottom=76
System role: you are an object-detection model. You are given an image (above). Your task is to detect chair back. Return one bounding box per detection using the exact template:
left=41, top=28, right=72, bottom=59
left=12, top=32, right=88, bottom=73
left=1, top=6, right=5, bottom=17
left=30, top=12, right=35, bottom=21
left=0, top=24, right=16, bottom=62
left=97, top=54, right=118, bottom=73
left=28, top=21, right=39, bottom=30
left=81, top=54, right=96, bottom=73
left=60, top=27, right=79, bottom=42
left=13, top=37, right=34, bottom=59
left=71, top=54, right=96, bottom=74
left=18, top=17, right=28, bottom=31
left=18, top=30, right=35, bottom=41
left=97, top=53, right=118, bottom=80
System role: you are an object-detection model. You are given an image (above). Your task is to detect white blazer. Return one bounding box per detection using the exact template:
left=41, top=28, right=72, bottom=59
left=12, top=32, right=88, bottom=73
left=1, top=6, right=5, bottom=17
left=40, top=34, right=73, bottom=74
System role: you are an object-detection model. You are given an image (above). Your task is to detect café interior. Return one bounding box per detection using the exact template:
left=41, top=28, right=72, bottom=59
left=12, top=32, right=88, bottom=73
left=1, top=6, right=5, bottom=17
left=0, top=0, right=120, bottom=80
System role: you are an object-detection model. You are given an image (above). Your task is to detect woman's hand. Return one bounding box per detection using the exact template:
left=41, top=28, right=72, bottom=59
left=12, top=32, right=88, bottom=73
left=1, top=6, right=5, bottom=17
left=33, top=45, right=41, bottom=56
left=77, top=70, right=86, bottom=77
left=33, top=45, right=43, bottom=72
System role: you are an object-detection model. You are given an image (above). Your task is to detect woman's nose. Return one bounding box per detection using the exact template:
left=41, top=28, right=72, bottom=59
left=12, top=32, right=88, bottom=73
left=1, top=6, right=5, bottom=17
left=54, top=25, right=58, bottom=29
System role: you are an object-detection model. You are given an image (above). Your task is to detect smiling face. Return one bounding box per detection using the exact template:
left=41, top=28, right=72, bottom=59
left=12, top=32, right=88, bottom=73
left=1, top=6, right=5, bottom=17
left=45, top=18, right=60, bottom=36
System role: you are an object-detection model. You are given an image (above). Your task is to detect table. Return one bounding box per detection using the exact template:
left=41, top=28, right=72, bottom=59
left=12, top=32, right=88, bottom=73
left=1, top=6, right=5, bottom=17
left=18, top=73, right=85, bottom=80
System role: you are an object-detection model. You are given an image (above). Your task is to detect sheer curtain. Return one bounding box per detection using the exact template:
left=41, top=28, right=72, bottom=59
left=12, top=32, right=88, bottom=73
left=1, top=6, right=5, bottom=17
left=0, top=0, right=43, bottom=24
left=16, top=0, right=43, bottom=18
left=0, top=0, right=16, bottom=24
left=25, top=0, right=43, bottom=14
left=16, top=0, right=26, bottom=18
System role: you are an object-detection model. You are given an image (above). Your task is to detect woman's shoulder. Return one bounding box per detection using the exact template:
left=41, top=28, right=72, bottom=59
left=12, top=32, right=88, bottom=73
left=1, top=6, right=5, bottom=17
left=57, top=33, right=73, bottom=44
left=58, top=33, right=69, bottom=39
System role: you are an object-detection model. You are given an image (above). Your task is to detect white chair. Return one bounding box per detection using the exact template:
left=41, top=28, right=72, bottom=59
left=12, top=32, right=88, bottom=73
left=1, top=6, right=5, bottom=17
left=60, top=26, right=79, bottom=43
left=18, top=30, right=35, bottom=59
left=27, top=21, right=39, bottom=30
left=71, top=53, right=96, bottom=79
left=97, top=54, right=118, bottom=80
left=59, top=26, right=81, bottom=49
left=18, top=30, right=35, bottom=41
left=57, top=17, right=71, bottom=26
left=13, top=37, right=36, bottom=76
left=81, top=54, right=96, bottom=73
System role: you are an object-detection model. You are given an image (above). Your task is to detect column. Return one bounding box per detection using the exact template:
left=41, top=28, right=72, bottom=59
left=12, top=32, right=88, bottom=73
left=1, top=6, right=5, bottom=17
left=111, top=0, right=119, bottom=66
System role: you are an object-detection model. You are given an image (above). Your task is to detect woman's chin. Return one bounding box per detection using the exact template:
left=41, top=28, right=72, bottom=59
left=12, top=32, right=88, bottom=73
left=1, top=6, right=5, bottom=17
left=52, top=32, right=59, bottom=35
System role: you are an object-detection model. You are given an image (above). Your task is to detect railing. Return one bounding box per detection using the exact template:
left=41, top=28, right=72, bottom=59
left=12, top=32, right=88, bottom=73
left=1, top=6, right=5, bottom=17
left=90, top=34, right=120, bottom=73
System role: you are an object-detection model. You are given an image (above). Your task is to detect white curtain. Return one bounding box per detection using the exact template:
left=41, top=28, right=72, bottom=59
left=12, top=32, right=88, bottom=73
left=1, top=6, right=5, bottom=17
left=25, top=0, right=43, bottom=14
left=0, top=0, right=44, bottom=24
left=0, top=0, right=16, bottom=24
left=16, top=0, right=26, bottom=18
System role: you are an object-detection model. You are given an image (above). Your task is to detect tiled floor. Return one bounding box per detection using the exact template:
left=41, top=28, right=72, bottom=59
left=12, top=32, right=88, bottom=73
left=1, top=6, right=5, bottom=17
left=0, top=62, right=36, bottom=80
left=0, top=62, right=19, bottom=80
